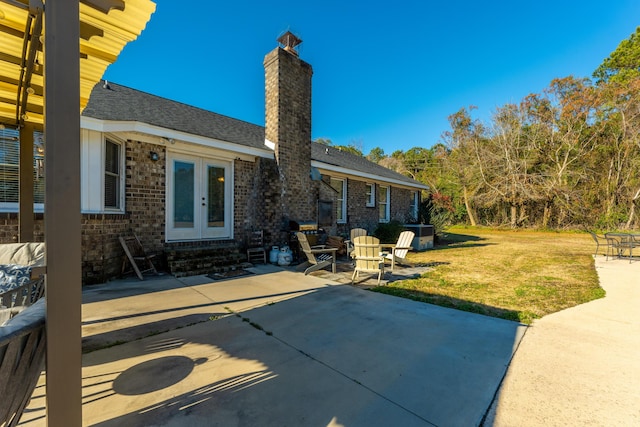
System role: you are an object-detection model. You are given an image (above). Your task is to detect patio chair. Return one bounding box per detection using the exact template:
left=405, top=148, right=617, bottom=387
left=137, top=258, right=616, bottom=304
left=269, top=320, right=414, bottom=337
left=119, top=232, right=159, bottom=280
left=246, top=230, right=267, bottom=264
left=381, top=230, right=415, bottom=271
left=351, top=235, right=385, bottom=285
left=345, top=228, right=367, bottom=258
left=588, top=231, right=608, bottom=257
left=296, top=232, right=337, bottom=275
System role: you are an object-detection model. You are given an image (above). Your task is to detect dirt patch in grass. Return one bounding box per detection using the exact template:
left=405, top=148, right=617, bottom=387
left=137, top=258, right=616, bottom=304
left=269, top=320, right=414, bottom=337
left=372, top=227, right=604, bottom=324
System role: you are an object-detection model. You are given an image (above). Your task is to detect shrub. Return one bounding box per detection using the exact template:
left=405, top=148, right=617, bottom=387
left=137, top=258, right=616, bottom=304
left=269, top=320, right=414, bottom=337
left=373, top=220, right=405, bottom=243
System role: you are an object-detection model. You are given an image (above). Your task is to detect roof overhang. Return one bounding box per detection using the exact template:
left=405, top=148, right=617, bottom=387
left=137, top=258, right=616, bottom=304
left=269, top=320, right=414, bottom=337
left=0, top=0, right=156, bottom=131
left=81, top=116, right=274, bottom=162
left=312, top=160, right=429, bottom=190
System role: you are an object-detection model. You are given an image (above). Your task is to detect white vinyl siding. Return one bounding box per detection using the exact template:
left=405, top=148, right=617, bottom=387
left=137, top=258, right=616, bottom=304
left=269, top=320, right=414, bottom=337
left=81, top=130, right=124, bottom=213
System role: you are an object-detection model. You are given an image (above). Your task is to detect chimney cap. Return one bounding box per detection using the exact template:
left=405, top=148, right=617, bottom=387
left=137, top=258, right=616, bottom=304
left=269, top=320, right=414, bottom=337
left=277, top=31, right=302, bottom=56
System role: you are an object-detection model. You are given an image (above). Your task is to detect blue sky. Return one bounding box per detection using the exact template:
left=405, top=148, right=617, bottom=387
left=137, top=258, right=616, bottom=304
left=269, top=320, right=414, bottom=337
left=104, top=1, right=640, bottom=155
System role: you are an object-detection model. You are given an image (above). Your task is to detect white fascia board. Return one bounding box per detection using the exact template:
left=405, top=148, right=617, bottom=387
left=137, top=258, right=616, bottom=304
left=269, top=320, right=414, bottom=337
left=81, top=117, right=273, bottom=162
left=311, top=160, right=429, bottom=191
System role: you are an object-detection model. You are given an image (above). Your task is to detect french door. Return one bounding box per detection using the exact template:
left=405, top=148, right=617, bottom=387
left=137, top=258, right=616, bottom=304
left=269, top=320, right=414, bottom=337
left=166, top=152, right=232, bottom=241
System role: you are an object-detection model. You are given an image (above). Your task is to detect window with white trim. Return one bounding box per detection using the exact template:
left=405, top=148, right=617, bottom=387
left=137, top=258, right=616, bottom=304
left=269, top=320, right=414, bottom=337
left=330, top=177, right=347, bottom=223
left=0, top=127, right=45, bottom=211
left=104, top=139, right=121, bottom=209
left=410, top=191, right=419, bottom=221
left=365, top=183, right=375, bottom=207
left=379, top=185, right=390, bottom=223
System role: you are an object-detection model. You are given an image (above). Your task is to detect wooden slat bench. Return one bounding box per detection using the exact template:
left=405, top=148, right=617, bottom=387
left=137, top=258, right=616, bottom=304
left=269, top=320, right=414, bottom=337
left=0, top=299, right=46, bottom=426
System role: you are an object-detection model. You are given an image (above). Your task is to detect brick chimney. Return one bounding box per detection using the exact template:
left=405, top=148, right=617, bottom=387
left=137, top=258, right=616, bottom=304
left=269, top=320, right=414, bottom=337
left=264, top=32, right=315, bottom=222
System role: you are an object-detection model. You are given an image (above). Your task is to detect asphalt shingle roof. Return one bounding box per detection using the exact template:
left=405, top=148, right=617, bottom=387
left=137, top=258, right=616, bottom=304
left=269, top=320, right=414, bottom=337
left=83, top=81, right=425, bottom=188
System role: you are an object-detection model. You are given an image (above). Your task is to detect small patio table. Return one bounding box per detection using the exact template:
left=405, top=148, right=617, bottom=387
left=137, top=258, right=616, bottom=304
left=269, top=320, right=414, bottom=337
left=604, top=232, right=640, bottom=263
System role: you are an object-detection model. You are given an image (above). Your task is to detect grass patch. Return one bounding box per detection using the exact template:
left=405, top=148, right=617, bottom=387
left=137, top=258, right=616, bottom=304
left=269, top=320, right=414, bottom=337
left=373, top=227, right=604, bottom=324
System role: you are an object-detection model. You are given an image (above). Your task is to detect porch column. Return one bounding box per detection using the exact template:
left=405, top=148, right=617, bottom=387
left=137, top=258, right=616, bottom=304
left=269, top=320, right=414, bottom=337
left=18, top=123, right=34, bottom=242
left=44, top=1, right=82, bottom=426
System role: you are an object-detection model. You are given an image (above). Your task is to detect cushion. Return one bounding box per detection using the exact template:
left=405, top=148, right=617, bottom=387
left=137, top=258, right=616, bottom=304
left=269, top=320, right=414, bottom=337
left=0, top=242, right=45, bottom=267
left=0, top=264, right=32, bottom=294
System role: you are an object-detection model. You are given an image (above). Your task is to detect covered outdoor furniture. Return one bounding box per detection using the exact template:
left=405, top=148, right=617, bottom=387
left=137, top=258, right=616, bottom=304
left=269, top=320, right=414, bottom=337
left=119, top=233, right=159, bottom=280
left=0, top=243, right=46, bottom=324
left=351, top=235, right=385, bottom=285
left=246, top=230, right=267, bottom=264
left=345, top=228, right=368, bottom=258
left=296, top=232, right=337, bottom=275
left=588, top=231, right=608, bottom=257
left=381, top=230, right=415, bottom=271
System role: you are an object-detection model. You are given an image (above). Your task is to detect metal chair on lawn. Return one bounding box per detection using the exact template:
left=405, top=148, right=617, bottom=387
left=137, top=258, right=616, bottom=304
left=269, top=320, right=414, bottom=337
left=588, top=231, right=608, bottom=257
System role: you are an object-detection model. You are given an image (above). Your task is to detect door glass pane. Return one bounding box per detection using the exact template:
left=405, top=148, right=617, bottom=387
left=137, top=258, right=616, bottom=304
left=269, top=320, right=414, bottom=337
left=174, top=161, right=194, bottom=228
left=207, top=166, right=225, bottom=227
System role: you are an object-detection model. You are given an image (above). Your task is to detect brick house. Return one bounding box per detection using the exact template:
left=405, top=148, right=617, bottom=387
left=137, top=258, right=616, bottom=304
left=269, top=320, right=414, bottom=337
left=1, top=33, right=426, bottom=283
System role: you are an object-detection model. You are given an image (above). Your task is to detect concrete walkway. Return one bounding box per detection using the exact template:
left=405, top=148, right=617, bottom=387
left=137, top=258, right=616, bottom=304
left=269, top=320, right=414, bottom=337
left=484, top=257, right=640, bottom=426
left=19, top=265, right=525, bottom=427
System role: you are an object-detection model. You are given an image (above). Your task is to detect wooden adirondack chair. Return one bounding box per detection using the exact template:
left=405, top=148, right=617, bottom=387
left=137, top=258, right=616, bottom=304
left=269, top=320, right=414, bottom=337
left=296, top=232, right=337, bottom=275
left=381, top=230, right=414, bottom=271
left=351, top=235, right=385, bottom=285
left=345, top=228, right=367, bottom=258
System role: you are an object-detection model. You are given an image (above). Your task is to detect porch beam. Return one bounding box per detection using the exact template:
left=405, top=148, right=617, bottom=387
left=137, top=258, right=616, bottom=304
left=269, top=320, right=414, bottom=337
left=44, top=1, right=82, bottom=426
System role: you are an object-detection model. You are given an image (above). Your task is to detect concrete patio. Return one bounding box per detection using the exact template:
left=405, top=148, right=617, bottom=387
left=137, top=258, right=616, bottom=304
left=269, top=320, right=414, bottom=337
left=18, top=264, right=525, bottom=426
left=16, top=255, right=639, bottom=426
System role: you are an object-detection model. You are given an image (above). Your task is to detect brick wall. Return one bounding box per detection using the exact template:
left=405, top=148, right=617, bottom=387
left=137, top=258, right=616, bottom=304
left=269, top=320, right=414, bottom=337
left=81, top=139, right=166, bottom=284
left=125, top=140, right=166, bottom=253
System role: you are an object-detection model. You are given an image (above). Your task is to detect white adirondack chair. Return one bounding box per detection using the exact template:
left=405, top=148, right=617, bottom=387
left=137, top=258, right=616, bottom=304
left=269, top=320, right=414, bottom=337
left=381, top=231, right=414, bottom=271
left=351, top=236, right=385, bottom=285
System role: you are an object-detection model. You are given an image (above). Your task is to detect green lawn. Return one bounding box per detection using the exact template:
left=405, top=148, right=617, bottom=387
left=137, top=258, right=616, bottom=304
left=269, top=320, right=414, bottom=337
left=373, top=227, right=604, bottom=324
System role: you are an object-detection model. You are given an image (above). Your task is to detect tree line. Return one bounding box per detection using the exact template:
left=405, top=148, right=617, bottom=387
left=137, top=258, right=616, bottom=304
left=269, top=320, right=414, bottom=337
left=322, top=27, right=640, bottom=230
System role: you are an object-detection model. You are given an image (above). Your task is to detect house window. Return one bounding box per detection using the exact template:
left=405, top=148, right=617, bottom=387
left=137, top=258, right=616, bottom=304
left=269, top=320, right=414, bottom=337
left=104, top=139, right=122, bottom=209
left=410, top=191, right=419, bottom=222
left=365, top=183, right=375, bottom=207
left=330, top=178, right=347, bottom=223
left=0, top=127, right=45, bottom=211
left=379, top=185, right=390, bottom=223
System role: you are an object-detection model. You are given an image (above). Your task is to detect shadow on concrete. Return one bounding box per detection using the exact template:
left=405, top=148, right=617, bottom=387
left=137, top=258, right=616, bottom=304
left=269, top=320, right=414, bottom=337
left=81, top=287, right=326, bottom=354
left=75, top=284, right=525, bottom=427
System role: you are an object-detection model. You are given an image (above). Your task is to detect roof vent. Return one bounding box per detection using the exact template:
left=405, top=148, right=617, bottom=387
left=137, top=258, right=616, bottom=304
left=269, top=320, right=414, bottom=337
left=277, top=31, right=302, bottom=56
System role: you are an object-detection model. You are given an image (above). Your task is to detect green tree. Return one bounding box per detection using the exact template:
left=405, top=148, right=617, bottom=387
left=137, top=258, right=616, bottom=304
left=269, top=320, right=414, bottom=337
left=366, top=147, right=386, bottom=163
left=594, top=26, right=640, bottom=85
left=314, top=137, right=333, bottom=145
